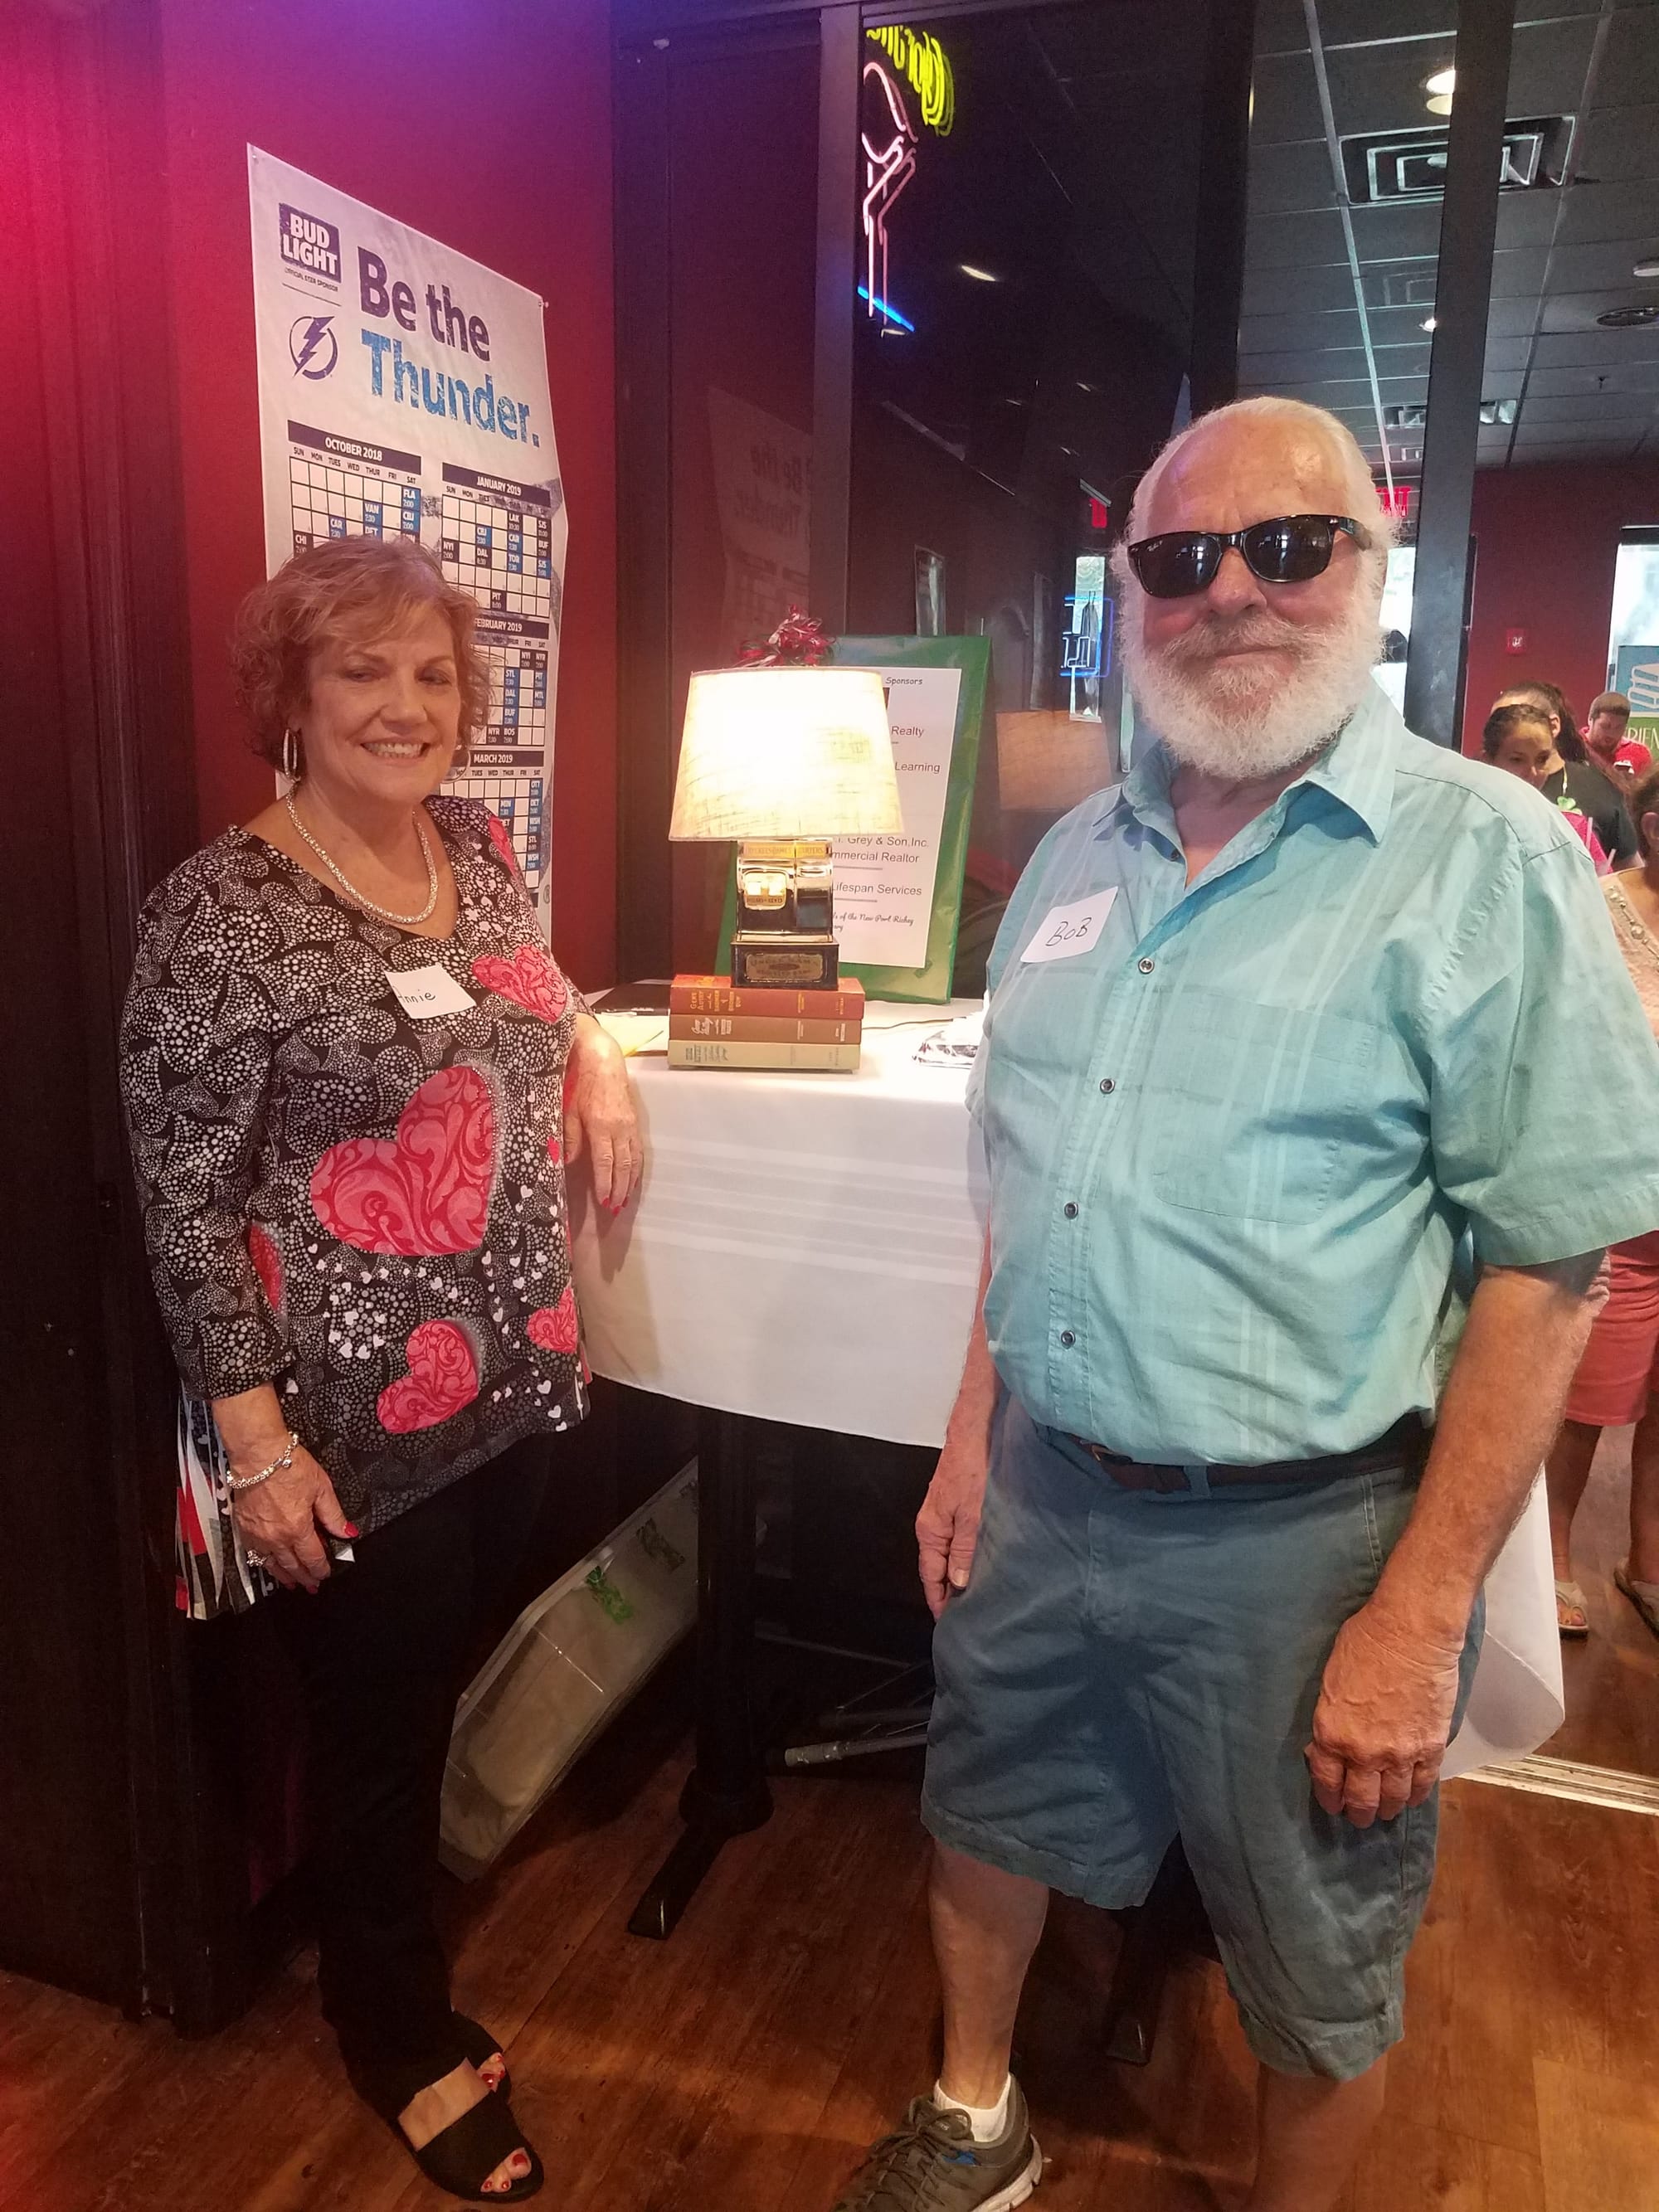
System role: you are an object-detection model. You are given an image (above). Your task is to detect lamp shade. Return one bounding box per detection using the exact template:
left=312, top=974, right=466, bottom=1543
left=669, top=666, right=902, bottom=840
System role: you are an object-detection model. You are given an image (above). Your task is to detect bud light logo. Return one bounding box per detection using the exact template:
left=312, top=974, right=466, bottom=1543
left=278, top=204, right=341, bottom=283
left=289, top=314, right=338, bottom=380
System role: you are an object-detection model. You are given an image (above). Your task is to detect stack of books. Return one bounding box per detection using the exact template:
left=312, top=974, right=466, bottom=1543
left=667, top=975, right=865, bottom=1072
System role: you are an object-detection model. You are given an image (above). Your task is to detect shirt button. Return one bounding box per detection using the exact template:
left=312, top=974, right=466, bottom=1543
left=1063, top=1201, right=1078, bottom=1218
left=1137, top=956, right=1155, bottom=974
left=1099, top=1077, right=1115, bottom=1094
left=1059, top=1329, right=1076, bottom=1347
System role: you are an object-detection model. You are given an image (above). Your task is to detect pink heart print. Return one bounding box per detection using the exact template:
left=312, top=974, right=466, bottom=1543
left=309, top=1067, right=496, bottom=1256
left=247, top=1223, right=285, bottom=1314
left=526, top=1286, right=580, bottom=1355
left=377, top=1319, right=480, bottom=1433
left=486, top=810, right=524, bottom=883
left=471, top=944, right=570, bottom=1025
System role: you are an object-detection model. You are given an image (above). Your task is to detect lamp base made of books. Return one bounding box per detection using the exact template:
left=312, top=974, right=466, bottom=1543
left=667, top=972, right=864, bottom=1072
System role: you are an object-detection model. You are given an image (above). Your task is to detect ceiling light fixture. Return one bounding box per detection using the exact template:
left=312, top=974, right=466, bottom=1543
left=1423, top=67, right=1455, bottom=116
left=1421, top=315, right=1438, bottom=332
left=959, top=262, right=998, bottom=283
left=1635, top=256, right=1659, bottom=280
left=1598, top=304, right=1659, bottom=328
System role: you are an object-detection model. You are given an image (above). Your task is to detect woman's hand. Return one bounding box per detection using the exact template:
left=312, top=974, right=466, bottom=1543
left=232, top=1442, right=357, bottom=1593
left=563, top=1014, right=644, bottom=1212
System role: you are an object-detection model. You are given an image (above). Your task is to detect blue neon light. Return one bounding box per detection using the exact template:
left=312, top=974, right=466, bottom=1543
left=858, top=284, right=915, bottom=332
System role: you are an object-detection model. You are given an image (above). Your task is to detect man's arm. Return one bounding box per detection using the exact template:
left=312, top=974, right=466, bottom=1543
left=916, top=1230, right=998, bottom=1620
left=1307, top=1250, right=1607, bottom=1826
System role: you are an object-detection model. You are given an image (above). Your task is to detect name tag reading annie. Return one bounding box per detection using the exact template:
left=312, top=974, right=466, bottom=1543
left=386, top=963, right=476, bottom=1018
left=1020, top=888, right=1117, bottom=964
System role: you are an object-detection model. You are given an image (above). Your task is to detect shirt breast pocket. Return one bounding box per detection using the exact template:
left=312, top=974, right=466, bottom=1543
left=1146, top=987, right=1380, bottom=1225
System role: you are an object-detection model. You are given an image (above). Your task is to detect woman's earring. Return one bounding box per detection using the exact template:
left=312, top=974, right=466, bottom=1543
left=281, top=727, right=301, bottom=782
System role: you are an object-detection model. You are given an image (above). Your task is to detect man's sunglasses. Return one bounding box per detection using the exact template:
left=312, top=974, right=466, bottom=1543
left=1126, top=514, right=1364, bottom=600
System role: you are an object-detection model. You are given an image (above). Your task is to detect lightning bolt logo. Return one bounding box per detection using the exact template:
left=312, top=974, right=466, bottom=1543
left=289, top=314, right=338, bottom=380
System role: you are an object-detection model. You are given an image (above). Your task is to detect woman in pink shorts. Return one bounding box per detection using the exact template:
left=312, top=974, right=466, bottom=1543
left=1548, top=768, right=1659, bottom=1636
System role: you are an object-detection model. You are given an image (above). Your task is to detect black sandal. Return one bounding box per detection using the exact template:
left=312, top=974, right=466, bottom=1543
left=348, top=2052, right=544, bottom=2203
left=455, top=2012, right=512, bottom=2098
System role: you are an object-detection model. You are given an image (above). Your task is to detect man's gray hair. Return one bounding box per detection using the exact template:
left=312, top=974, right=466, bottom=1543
left=1116, top=396, right=1398, bottom=600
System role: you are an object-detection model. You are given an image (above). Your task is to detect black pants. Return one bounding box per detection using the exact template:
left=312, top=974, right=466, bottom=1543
left=271, top=1437, right=551, bottom=2076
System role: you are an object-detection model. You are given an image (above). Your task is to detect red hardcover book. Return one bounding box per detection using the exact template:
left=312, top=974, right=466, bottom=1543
left=669, top=1013, right=860, bottom=1045
left=670, top=973, right=866, bottom=1021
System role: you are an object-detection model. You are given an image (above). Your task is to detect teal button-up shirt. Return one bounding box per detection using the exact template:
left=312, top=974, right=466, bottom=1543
left=971, top=684, right=1659, bottom=1462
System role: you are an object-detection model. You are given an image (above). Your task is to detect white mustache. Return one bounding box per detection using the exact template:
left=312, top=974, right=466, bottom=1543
left=1164, top=614, right=1305, bottom=666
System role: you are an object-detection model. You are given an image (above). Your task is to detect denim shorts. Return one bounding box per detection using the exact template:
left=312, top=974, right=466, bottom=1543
left=922, top=1395, right=1483, bottom=2081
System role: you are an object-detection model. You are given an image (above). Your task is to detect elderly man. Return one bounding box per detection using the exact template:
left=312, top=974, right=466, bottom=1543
left=831, top=397, right=1659, bottom=2212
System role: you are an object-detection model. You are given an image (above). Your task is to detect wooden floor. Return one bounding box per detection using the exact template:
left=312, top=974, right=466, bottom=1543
left=1544, top=1422, right=1659, bottom=1776
left=2, top=1659, right=1657, bottom=2212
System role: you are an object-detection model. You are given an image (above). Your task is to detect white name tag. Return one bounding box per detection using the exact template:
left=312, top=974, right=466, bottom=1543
left=386, top=963, right=476, bottom=1018
left=1020, top=888, right=1117, bottom=964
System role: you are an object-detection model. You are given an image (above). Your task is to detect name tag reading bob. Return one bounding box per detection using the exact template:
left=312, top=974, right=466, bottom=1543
left=1020, top=888, right=1117, bottom=964
left=387, top=963, right=476, bottom=1018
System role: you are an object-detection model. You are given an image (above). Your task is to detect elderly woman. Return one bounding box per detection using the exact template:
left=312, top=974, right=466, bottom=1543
left=119, top=536, right=640, bottom=2202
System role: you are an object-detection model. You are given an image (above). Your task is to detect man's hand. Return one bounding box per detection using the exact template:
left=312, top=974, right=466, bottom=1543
left=916, top=1431, right=990, bottom=1621
left=1306, top=1602, right=1465, bottom=1826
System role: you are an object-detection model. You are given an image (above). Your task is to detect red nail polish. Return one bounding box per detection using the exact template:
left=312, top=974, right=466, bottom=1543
left=343, top=1524, right=360, bottom=1539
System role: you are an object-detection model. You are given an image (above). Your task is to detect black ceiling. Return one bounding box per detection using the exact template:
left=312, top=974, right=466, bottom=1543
left=1243, top=0, right=1659, bottom=473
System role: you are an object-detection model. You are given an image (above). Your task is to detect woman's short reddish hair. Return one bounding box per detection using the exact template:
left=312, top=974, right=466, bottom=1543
left=230, top=536, right=490, bottom=769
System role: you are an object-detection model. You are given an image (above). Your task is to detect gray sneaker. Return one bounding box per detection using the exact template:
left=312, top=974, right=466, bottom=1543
left=832, top=2083, right=1042, bottom=2211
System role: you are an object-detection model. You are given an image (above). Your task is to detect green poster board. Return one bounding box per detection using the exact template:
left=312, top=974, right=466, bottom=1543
left=717, top=634, right=989, bottom=1004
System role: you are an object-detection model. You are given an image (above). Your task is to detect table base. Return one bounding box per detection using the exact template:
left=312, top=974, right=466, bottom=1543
left=628, top=1408, right=774, bottom=1939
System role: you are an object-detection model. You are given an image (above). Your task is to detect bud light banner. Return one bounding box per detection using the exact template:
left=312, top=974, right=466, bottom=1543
left=249, top=147, right=565, bottom=907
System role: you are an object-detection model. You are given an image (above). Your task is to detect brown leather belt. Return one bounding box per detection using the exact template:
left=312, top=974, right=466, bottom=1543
left=1063, top=1412, right=1432, bottom=1494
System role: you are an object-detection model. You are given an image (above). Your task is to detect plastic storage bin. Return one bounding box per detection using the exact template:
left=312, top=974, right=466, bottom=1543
left=440, top=1463, right=698, bottom=1879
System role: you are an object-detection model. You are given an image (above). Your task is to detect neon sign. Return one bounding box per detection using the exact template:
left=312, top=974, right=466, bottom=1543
left=862, top=60, right=917, bottom=332
left=865, top=25, right=956, bottom=136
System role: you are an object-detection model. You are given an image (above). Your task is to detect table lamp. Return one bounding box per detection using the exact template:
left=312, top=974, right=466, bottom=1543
left=670, top=664, right=902, bottom=989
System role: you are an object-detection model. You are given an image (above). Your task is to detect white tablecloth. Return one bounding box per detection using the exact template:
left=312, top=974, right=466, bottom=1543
left=569, top=1005, right=1561, bottom=1777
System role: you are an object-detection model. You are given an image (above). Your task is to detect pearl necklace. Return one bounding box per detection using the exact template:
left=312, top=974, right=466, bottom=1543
left=284, top=790, right=440, bottom=926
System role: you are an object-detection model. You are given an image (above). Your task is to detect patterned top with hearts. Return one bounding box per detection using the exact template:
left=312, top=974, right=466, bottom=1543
left=119, top=797, right=589, bottom=1534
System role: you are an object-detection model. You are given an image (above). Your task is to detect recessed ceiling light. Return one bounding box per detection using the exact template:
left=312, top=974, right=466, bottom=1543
left=1636, top=256, right=1659, bottom=280
left=1598, top=304, right=1659, bottom=328
left=1424, top=67, right=1455, bottom=116
left=1077, top=381, right=1097, bottom=393
left=960, top=263, right=999, bottom=283
left=1421, top=315, right=1438, bottom=332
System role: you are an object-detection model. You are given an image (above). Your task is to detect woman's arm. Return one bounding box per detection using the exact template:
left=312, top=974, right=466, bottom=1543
left=119, top=871, right=289, bottom=1401
left=212, top=1383, right=354, bottom=1593
left=562, top=1011, right=644, bottom=1211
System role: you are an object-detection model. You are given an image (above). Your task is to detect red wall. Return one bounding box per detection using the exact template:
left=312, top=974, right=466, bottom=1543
left=1462, top=462, right=1659, bottom=756
left=154, top=0, right=617, bottom=984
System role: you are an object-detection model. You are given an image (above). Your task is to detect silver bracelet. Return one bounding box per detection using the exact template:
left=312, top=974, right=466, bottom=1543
left=224, top=1432, right=299, bottom=1495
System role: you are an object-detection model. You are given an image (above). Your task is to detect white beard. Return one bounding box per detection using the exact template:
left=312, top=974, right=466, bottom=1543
left=1120, top=586, right=1383, bottom=780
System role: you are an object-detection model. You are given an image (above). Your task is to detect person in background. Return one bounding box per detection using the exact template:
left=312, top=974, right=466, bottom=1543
left=1546, top=762, right=1659, bottom=1642
left=1481, top=702, right=1608, bottom=871
left=119, top=536, right=644, bottom=2204
left=1492, top=682, right=1637, bottom=865
left=1585, top=691, right=1652, bottom=784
